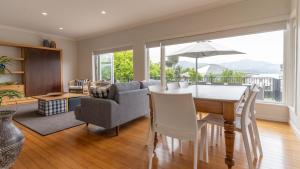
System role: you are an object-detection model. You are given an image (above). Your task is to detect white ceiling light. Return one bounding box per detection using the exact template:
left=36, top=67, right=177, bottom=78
left=41, top=12, right=48, bottom=16
left=101, top=10, right=107, bottom=15
left=59, top=27, right=63, bottom=30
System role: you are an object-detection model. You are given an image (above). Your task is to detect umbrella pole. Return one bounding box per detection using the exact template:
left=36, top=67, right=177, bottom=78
left=196, top=57, right=198, bottom=85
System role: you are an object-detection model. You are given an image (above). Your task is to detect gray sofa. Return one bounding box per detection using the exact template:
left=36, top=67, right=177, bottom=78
left=74, top=81, right=149, bottom=135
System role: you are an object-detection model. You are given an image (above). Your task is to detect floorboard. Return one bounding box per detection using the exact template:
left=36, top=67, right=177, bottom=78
left=11, top=117, right=300, bottom=169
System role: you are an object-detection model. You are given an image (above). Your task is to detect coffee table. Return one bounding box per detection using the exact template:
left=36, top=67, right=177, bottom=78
left=33, top=93, right=86, bottom=116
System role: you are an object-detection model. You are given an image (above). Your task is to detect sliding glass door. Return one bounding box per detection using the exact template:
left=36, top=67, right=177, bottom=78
left=94, top=48, right=133, bottom=83
left=146, top=30, right=285, bottom=103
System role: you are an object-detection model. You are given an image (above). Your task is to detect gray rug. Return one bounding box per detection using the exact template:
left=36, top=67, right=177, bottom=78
left=12, top=103, right=85, bottom=136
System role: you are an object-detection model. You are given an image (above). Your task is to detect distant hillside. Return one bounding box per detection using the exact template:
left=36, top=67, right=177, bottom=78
left=176, top=61, right=206, bottom=69
left=176, top=59, right=281, bottom=74
left=220, top=59, right=281, bottom=74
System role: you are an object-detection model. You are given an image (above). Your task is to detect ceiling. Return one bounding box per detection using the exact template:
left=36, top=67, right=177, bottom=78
left=0, top=0, right=242, bottom=40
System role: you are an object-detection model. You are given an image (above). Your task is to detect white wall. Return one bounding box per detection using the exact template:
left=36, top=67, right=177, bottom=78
left=78, top=0, right=291, bottom=81
left=0, top=25, right=78, bottom=91
left=291, top=0, right=300, bottom=133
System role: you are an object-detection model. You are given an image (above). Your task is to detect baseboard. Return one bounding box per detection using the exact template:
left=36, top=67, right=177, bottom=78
left=289, top=120, right=300, bottom=137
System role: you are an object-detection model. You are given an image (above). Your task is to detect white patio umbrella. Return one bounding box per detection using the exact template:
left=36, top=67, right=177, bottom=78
left=166, top=41, right=245, bottom=84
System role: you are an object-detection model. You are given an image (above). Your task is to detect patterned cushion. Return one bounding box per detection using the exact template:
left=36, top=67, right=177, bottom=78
left=90, top=85, right=111, bottom=98
left=75, top=79, right=88, bottom=86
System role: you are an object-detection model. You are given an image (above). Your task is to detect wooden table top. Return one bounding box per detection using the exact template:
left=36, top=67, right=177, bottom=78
left=32, top=93, right=87, bottom=101
left=149, top=85, right=247, bottom=102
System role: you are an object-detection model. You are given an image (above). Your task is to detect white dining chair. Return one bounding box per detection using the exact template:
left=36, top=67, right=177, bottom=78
left=202, top=86, right=262, bottom=169
left=179, top=81, right=189, bottom=88
left=167, top=82, right=180, bottom=90
left=148, top=92, right=208, bottom=169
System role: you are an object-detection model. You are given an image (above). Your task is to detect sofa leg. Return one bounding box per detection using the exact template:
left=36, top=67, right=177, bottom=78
left=115, top=126, right=120, bottom=136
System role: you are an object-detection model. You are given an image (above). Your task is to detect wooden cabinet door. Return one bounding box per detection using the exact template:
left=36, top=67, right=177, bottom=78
left=23, top=48, right=62, bottom=96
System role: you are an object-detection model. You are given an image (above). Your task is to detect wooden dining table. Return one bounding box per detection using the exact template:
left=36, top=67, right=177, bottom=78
left=149, top=85, right=248, bottom=169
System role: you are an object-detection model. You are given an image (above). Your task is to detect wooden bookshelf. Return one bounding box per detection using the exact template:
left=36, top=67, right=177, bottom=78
left=0, top=40, right=63, bottom=102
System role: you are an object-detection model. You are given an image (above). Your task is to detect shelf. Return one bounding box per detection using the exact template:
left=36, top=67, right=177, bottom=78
left=5, top=71, right=24, bottom=74
left=0, top=40, right=62, bottom=51
left=9, top=57, right=24, bottom=61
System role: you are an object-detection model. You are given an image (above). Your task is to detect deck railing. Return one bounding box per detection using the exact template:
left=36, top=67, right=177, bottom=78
left=165, top=76, right=283, bottom=102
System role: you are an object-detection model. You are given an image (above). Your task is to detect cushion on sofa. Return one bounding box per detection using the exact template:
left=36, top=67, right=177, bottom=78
left=107, top=81, right=141, bottom=100
left=90, top=85, right=110, bottom=98
left=115, top=81, right=140, bottom=92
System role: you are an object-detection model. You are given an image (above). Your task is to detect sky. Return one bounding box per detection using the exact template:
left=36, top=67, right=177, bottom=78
left=149, top=30, right=284, bottom=65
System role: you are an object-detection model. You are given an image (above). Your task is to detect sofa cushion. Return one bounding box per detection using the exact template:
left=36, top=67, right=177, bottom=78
left=75, top=79, right=88, bottom=86
left=90, top=85, right=110, bottom=98
left=69, top=86, right=83, bottom=90
left=115, top=81, right=140, bottom=92
left=107, top=81, right=140, bottom=100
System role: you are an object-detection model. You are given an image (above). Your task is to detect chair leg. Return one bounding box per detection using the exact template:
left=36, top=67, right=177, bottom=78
left=146, top=123, right=152, bottom=145
left=216, top=126, right=220, bottom=145
left=148, top=131, right=154, bottom=169
left=199, top=127, right=205, bottom=161
left=251, top=115, right=263, bottom=156
left=115, top=126, right=119, bottom=136
left=211, top=124, right=215, bottom=146
left=193, top=138, right=198, bottom=169
left=248, top=124, right=258, bottom=160
left=86, top=123, right=89, bottom=126
left=205, top=125, right=209, bottom=163
left=179, top=139, right=183, bottom=154
left=242, top=126, right=254, bottom=169
left=171, top=137, right=174, bottom=152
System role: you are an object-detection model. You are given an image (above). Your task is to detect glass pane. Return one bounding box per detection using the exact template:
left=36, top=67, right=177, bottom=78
left=165, top=42, right=199, bottom=84
left=160, top=30, right=284, bottom=103
left=100, top=53, right=113, bottom=82
left=148, top=47, right=161, bottom=81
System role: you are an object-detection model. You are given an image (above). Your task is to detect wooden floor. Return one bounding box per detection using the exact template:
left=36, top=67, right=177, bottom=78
left=12, top=117, right=300, bottom=169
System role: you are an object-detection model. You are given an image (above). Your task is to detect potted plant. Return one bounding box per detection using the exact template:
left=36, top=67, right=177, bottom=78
left=0, top=55, right=25, bottom=169
left=0, top=56, right=11, bottom=74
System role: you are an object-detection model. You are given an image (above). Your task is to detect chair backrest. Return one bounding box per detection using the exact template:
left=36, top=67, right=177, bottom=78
left=167, top=82, right=180, bottom=90
left=179, top=81, right=189, bottom=88
left=151, top=92, right=198, bottom=140
left=241, top=85, right=259, bottom=128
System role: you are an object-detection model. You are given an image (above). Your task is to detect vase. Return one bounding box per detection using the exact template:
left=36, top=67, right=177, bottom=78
left=42, top=39, right=50, bottom=47
left=50, top=41, right=56, bottom=48
left=0, top=110, right=24, bottom=169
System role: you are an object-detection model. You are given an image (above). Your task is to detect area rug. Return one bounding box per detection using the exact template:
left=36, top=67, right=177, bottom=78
left=13, top=103, right=85, bottom=136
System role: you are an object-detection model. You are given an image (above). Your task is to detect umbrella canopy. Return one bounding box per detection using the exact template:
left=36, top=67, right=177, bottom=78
left=166, top=41, right=244, bottom=58
left=165, top=41, right=245, bottom=85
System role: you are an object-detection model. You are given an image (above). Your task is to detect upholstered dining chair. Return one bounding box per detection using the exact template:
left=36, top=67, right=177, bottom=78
left=202, top=86, right=262, bottom=169
left=148, top=92, right=208, bottom=169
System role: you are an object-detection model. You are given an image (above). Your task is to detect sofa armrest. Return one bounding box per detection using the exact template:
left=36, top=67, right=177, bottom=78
left=75, top=97, right=119, bottom=128
left=117, top=89, right=149, bottom=123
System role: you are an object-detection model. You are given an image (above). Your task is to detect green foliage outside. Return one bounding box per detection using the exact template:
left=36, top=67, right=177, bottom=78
left=113, top=50, right=134, bottom=83
left=220, top=69, right=246, bottom=83
left=149, top=62, right=246, bottom=84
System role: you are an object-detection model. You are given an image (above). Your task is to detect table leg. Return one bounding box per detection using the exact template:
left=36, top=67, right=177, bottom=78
left=223, top=102, right=235, bottom=169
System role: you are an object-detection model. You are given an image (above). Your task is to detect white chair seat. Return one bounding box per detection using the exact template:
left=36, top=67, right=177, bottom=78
left=202, top=114, right=242, bottom=131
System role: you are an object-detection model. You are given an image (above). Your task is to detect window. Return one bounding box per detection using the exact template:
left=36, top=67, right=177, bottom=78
left=147, top=47, right=161, bottom=81
left=147, top=30, right=285, bottom=103
left=94, top=48, right=134, bottom=83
